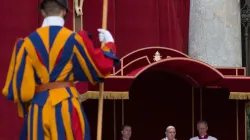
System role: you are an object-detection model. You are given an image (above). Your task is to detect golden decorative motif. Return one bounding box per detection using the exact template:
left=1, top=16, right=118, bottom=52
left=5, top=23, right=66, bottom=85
left=79, top=91, right=129, bottom=102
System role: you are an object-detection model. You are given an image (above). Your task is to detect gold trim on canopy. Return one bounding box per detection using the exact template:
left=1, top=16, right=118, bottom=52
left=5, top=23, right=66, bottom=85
left=79, top=91, right=129, bottom=102
left=229, top=92, right=250, bottom=100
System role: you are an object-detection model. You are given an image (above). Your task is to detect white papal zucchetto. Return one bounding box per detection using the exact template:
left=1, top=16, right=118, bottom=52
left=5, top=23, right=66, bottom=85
left=167, top=126, right=175, bottom=130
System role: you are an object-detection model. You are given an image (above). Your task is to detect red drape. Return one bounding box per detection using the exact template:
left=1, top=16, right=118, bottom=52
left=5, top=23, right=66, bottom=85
left=83, top=0, right=190, bottom=57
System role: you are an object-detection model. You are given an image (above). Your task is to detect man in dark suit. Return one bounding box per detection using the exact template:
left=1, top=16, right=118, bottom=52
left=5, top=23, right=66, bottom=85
left=120, top=125, right=132, bottom=140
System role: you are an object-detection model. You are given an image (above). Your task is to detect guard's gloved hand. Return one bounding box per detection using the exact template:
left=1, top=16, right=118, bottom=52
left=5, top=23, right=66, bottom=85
left=97, top=29, right=114, bottom=43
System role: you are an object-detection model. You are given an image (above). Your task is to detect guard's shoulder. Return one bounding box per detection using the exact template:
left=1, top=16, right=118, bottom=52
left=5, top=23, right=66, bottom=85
left=62, top=26, right=75, bottom=32
left=27, top=26, right=76, bottom=39
left=60, top=27, right=76, bottom=36
left=60, top=27, right=78, bottom=42
left=35, top=26, right=75, bottom=35
left=15, top=38, right=25, bottom=43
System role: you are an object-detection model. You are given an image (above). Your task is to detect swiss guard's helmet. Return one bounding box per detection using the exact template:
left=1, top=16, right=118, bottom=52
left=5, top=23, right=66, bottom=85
left=40, top=0, right=70, bottom=13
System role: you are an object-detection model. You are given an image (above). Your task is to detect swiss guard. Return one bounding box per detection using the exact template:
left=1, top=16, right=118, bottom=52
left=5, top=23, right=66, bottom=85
left=2, top=0, right=119, bottom=139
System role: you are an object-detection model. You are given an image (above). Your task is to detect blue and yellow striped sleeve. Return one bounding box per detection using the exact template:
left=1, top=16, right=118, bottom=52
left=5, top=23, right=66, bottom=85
left=72, top=31, right=119, bottom=84
left=2, top=38, right=36, bottom=118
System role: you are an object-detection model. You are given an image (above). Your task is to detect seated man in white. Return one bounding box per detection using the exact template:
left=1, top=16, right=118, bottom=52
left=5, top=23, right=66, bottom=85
left=162, top=126, right=177, bottom=140
left=190, top=120, right=217, bottom=140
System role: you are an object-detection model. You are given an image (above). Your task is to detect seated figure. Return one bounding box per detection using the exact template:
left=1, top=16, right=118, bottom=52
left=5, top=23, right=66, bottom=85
left=162, top=126, right=177, bottom=140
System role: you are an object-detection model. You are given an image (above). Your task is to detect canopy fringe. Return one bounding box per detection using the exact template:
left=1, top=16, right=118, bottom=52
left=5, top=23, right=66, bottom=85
left=229, top=92, right=250, bottom=100
left=79, top=91, right=129, bottom=102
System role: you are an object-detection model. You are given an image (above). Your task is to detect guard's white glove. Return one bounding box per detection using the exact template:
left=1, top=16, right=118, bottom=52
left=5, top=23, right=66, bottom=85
left=97, top=29, right=114, bottom=43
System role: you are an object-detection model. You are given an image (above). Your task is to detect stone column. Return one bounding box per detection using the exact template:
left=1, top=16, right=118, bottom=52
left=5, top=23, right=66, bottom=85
left=188, top=0, right=242, bottom=67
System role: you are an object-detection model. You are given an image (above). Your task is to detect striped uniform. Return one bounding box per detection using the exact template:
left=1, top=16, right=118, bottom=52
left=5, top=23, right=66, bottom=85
left=2, top=26, right=119, bottom=140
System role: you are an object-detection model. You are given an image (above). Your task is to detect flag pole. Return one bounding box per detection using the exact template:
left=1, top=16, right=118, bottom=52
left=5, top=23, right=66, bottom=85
left=97, top=0, right=108, bottom=140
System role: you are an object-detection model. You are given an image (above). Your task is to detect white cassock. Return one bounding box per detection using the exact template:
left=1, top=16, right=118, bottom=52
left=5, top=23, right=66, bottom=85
left=190, top=136, right=217, bottom=140
left=162, top=137, right=176, bottom=140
